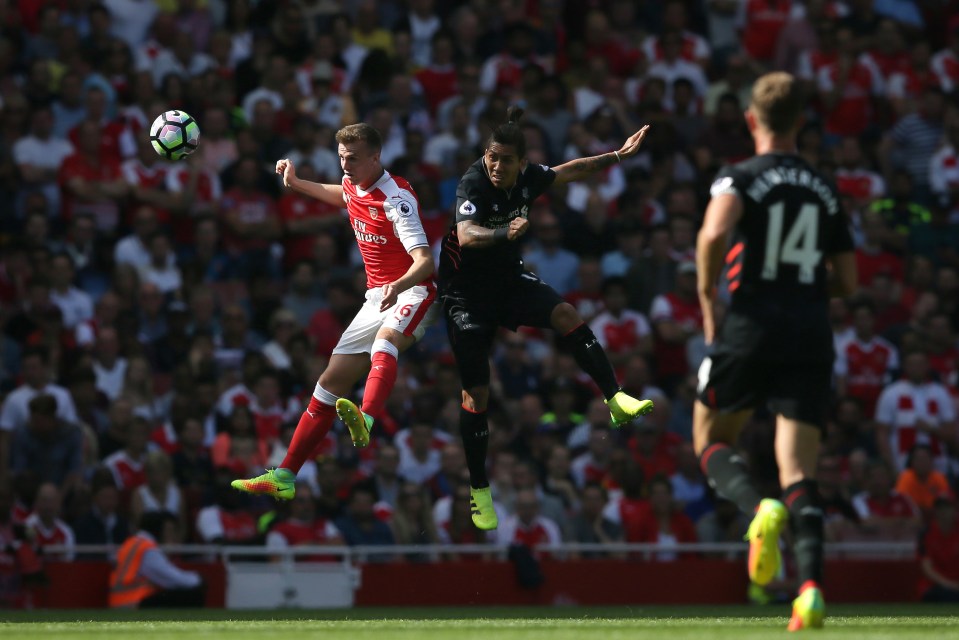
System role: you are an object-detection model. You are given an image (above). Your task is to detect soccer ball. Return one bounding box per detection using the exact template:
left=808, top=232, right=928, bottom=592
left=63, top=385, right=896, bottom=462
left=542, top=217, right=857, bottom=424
left=150, top=110, right=200, bottom=161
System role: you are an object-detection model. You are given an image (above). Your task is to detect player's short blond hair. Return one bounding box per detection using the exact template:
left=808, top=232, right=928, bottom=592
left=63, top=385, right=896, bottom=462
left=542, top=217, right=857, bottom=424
left=749, top=72, right=805, bottom=136
left=335, top=123, right=383, bottom=151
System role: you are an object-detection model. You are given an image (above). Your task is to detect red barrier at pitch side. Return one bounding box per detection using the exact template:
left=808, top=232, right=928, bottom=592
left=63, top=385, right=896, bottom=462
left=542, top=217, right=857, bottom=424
left=36, top=561, right=226, bottom=609
left=353, top=559, right=920, bottom=606
left=35, top=558, right=920, bottom=608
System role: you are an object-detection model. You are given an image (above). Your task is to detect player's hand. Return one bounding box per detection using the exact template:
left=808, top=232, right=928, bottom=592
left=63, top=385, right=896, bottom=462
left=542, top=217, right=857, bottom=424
left=276, top=159, right=297, bottom=188
left=616, top=125, right=651, bottom=160
left=507, top=217, right=529, bottom=241
left=380, top=282, right=399, bottom=312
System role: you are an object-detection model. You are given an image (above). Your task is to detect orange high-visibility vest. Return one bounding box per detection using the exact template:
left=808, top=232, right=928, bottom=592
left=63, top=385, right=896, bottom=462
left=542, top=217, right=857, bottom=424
left=108, top=534, right=159, bottom=608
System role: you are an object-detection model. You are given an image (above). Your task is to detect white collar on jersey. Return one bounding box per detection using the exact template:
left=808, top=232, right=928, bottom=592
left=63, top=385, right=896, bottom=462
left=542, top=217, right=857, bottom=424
left=354, top=170, right=391, bottom=197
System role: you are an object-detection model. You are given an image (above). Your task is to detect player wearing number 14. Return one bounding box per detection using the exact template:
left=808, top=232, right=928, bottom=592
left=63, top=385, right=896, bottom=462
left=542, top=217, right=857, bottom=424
left=693, top=73, right=857, bottom=631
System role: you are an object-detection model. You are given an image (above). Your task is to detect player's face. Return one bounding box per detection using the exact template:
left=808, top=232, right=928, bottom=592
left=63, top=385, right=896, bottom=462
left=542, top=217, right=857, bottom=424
left=338, top=141, right=381, bottom=188
left=484, top=142, right=522, bottom=190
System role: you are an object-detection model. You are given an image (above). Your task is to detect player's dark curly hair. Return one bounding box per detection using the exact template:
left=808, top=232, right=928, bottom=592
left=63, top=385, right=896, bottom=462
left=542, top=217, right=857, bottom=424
left=486, top=105, right=526, bottom=157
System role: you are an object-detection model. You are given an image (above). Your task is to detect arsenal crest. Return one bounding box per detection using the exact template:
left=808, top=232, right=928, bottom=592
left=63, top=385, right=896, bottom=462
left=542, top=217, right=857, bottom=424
left=369, top=206, right=379, bottom=220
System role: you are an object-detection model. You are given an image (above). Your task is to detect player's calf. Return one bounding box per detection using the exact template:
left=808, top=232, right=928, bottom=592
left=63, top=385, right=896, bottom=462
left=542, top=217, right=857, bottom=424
left=783, top=479, right=825, bottom=592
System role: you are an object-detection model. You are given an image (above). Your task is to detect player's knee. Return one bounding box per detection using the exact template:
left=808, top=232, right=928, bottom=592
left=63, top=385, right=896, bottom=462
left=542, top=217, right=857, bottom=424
left=317, top=371, right=349, bottom=398
left=375, top=328, right=410, bottom=351
left=372, top=334, right=404, bottom=357
left=462, top=387, right=489, bottom=412
left=550, top=302, right=582, bottom=333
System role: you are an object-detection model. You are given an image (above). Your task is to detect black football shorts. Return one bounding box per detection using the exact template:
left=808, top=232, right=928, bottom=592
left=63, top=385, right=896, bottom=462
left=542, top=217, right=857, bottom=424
left=696, top=310, right=833, bottom=428
left=442, top=270, right=564, bottom=389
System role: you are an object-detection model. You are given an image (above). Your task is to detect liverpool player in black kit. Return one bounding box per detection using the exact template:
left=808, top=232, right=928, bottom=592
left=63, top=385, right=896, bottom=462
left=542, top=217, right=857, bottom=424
left=694, top=73, right=857, bottom=631
left=439, top=107, right=655, bottom=532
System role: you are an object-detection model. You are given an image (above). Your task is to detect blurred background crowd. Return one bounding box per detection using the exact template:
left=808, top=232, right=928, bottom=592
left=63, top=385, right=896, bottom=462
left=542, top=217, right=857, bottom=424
left=1, top=0, right=959, bottom=605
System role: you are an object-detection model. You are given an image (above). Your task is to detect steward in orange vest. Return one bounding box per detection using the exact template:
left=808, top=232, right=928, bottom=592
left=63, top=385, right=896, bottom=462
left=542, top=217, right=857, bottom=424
left=108, top=533, right=158, bottom=608
left=109, top=511, right=204, bottom=608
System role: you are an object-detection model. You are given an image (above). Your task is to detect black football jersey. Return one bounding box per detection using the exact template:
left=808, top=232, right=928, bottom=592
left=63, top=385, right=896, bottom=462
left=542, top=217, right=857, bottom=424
left=438, top=158, right=556, bottom=288
left=711, top=152, right=854, bottom=306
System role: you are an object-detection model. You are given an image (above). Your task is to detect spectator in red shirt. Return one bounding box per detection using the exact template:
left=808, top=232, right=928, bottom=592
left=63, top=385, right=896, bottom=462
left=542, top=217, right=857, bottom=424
left=67, top=86, right=134, bottom=162
left=415, top=31, right=458, bottom=115
left=589, top=277, right=653, bottom=370
left=630, top=401, right=681, bottom=481
left=867, top=272, right=910, bottom=335
left=887, top=40, right=936, bottom=117
left=644, top=1, right=710, bottom=67
left=919, top=496, right=959, bottom=602
left=277, top=162, right=344, bottom=270
left=649, top=261, right=703, bottom=392
left=121, top=135, right=175, bottom=226
left=59, top=120, right=128, bottom=233
left=852, top=460, right=922, bottom=541
left=797, top=18, right=840, bottom=92
left=103, top=416, right=150, bottom=496
left=249, top=370, right=292, bottom=446
left=835, top=136, right=886, bottom=210
left=856, top=211, right=904, bottom=290
left=860, top=19, right=910, bottom=92
left=496, top=488, right=563, bottom=555
left=564, top=258, right=605, bottom=324
left=479, top=23, right=542, bottom=95
left=927, top=313, right=959, bottom=391
left=582, top=9, right=640, bottom=78
left=738, top=0, right=792, bottom=64
left=570, top=418, right=614, bottom=485
left=835, top=300, right=899, bottom=417
left=818, top=26, right=883, bottom=139
left=195, top=472, right=260, bottom=544
left=266, top=483, right=343, bottom=560
left=24, top=482, right=75, bottom=560
left=166, top=155, right=224, bottom=247
left=219, top=157, right=282, bottom=278
left=604, top=462, right=651, bottom=542
left=639, top=475, right=697, bottom=560
left=931, top=23, right=959, bottom=94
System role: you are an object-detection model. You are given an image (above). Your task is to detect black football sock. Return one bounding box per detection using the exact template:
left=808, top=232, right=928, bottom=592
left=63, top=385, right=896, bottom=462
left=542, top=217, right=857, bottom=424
left=460, top=405, right=490, bottom=488
left=783, top=479, right=824, bottom=586
left=699, top=442, right=763, bottom=515
left=560, top=323, right=620, bottom=400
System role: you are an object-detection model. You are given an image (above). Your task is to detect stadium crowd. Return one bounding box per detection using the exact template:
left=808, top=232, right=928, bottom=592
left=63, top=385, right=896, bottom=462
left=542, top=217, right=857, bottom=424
left=2, top=0, right=959, bottom=605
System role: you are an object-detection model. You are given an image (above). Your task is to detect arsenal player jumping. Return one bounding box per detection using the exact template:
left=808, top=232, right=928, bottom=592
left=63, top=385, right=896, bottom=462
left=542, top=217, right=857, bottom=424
left=232, top=123, right=435, bottom=501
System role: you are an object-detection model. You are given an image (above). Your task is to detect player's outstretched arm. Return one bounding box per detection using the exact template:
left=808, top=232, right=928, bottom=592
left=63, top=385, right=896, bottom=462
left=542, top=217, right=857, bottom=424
left=551, top=125, right=650, bottom=185
left=457, top=217, right=528, bottom=249
left=276, top=158, right=345, bottom=207
left=696, top=192, right=744, bottom=344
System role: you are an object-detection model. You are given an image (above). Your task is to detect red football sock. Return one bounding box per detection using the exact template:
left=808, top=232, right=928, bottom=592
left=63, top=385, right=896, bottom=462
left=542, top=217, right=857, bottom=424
left=361, top=350, right=398, bottom=419
left=281, top=396, right=336, bottom=472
